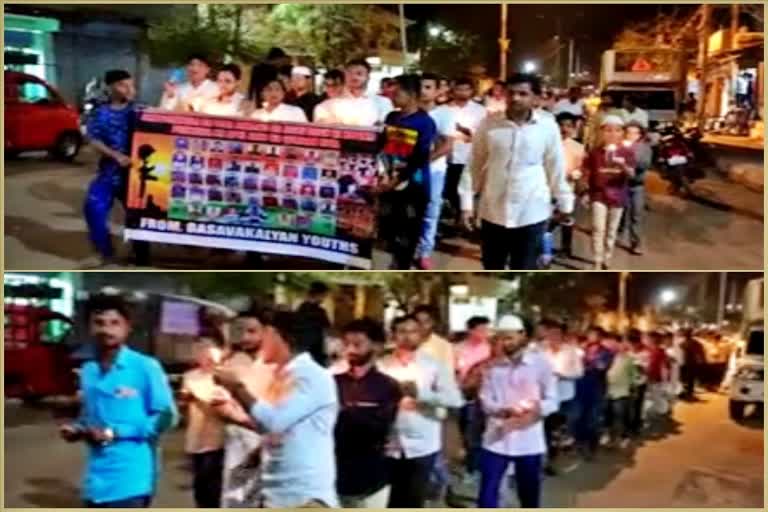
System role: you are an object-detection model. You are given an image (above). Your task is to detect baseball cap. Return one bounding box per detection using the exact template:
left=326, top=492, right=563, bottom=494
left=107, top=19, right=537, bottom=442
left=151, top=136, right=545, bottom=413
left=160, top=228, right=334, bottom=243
left=292, top=66, right=312, bottom=77
left=496, top=314, right=525, bottom=332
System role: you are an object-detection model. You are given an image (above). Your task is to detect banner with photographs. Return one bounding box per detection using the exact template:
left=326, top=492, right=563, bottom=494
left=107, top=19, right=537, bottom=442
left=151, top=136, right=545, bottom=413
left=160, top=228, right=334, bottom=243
left=124, top=110, right=381, bottom=268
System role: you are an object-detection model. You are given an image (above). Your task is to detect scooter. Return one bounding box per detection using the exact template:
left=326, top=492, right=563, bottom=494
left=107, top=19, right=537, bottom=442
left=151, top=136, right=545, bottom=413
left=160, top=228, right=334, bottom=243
left=657, top=124, right=696, bottom=196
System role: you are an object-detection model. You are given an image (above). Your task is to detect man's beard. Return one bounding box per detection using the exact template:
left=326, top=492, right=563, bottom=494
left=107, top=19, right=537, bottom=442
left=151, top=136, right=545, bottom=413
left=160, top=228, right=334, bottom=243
left=348, top=351, right=375, bottom=368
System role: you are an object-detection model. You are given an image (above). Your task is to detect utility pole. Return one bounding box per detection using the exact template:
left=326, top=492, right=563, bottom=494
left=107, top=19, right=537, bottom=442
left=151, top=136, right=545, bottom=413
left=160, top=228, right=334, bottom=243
left=717, top=272, right=728, bottom=325
left=567, top=38, right=575, bottom=86
left=554, top=15, right=562, bottom=85
left=499, top=3, right=509, bottom=79
left=619, top=272, right=629, bottom=338
left=731, top=3, right=740, bottom=47
left=696, top=4, right=712, bottom=123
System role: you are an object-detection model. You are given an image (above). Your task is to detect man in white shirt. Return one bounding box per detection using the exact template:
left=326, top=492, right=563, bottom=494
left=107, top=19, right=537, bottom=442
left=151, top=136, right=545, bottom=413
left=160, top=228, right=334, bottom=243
left=477, top=314, right=558, bottom=508
left=445, top=77, right=487, bottom=222
left=539, top=318, right=584, bottom=475
left=378, top=315, right=463, bottom=508
left=460, top=73, right=574, bottom=270
left=622, top=95, right=649, bottom=129
left=416, top=73, right=456, bottom=269
left=215, top=310, right=340, bottom=508
left=160, top=54, right=220, bottom=112
left=552, top=86, right=586, bottom=118
left=313, top=69, right=345, bottom=123
left=315, top=59, right=393, bottom=126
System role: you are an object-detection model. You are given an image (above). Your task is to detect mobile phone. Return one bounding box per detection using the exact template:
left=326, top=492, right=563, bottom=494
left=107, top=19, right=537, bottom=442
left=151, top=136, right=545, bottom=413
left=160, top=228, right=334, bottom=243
left=169, top=68, right=185, bottom=84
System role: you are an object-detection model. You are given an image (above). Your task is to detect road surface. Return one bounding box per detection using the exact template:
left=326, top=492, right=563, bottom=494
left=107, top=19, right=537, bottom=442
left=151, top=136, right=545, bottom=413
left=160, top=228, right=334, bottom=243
left=3, top=392, right=763, bottom=507
left=4, top=153, right=764, bottom=270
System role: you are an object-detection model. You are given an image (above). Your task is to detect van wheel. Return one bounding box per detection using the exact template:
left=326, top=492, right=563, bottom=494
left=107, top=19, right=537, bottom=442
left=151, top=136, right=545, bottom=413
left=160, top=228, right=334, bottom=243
left=52, top=132, right=82, bottom=162
left=729, top=400, right=746, bottom=420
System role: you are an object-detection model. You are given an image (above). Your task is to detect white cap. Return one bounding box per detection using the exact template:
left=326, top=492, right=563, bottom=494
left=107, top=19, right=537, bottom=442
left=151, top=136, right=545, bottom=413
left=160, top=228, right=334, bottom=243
left=600, top=115, right=625, bottom=127
left=291, top=66, right=312, bottom=77
left=496, top=314, right=525, bottom=332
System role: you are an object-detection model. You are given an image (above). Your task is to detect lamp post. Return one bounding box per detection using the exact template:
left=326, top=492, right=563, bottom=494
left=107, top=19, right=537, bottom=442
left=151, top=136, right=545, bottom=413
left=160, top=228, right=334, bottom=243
left=499, top=3, right=509, bottom=79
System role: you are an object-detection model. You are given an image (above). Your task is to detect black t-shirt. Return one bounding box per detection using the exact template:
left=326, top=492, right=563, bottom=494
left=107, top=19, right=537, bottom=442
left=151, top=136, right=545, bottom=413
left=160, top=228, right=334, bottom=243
left=292, top=92, right=322, bottom=122
left=334, top=368, right=403, bottom=497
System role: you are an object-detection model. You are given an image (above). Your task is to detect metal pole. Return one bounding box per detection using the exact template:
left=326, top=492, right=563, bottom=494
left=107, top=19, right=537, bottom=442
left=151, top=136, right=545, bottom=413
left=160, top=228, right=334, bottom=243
left=399, top=4, right=408, bottom=68
left=730, top=3, right=740, bottom=46
left=697, top=4, right=712, bottom=123
left=568, top=38, right=575, bottom=86
left=499, top=3, right=509, bottom=79
left=619, top=272, right=629, bottom=338
left=717, top=272, right=727, bottom=325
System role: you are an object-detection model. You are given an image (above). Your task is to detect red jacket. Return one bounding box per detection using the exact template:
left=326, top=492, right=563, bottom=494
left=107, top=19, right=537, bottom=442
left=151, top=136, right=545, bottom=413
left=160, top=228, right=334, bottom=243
left=583, top=144, right=636, bottom=208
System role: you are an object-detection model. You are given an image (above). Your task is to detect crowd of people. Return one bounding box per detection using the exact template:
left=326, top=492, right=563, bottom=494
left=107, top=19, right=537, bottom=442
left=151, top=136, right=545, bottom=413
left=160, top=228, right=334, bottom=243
left=83, top=48, right=658, bottom=270
left=59, top=283, right=715, bottom=509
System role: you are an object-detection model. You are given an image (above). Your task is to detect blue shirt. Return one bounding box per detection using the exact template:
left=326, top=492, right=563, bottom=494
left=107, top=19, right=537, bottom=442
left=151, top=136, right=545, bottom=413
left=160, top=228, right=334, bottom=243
left=385, top=109, right=437, bottom=198
left=87, top=102, right=138, bottom=175
left=77, top=346, right=177, bottom=503
left=249, top=352, right=339, bottom=507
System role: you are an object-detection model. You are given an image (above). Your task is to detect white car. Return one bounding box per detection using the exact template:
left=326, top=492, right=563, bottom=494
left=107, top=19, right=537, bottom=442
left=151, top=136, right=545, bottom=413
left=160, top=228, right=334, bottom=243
left=729, top=324, right=764, bottom=421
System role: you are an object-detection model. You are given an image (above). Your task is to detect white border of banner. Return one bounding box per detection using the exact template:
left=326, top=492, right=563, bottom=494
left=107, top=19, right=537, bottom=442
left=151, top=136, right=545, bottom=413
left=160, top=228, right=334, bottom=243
left=124, top=229, right=372, bottom=269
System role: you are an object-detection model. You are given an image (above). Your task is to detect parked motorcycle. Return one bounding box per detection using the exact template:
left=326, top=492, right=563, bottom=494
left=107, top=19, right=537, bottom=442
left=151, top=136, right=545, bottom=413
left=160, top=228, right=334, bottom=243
left=656, top=124, right=698, bottom=196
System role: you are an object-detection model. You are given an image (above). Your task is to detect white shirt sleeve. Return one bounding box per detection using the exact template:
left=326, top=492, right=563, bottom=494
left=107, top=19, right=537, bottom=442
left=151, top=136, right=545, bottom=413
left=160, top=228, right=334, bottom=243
left=543, top=119, right=575, bottom=214
left=461, top=116, right=490, bottom=212
left=419, top=360, right=464, bottom=409
left=376, top=96, right=394, bottom=124
left=538, top=357, right=560, bottom=418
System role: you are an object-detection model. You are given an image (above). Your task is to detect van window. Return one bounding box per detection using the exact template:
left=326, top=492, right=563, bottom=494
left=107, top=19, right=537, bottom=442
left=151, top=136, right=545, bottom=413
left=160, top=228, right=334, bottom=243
left=746, top=329, right=764, bottom=356
left=606, top=90, right=676, bottom=111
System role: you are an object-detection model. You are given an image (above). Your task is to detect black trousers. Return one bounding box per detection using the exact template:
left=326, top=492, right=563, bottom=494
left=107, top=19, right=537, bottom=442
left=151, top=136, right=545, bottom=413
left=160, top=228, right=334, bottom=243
left=681, top=365, right=698, bottom=397
left=480, top=220, right=547, bottom=269
left=444, top=163, right=465, bottom=216
left=630, top=384, right=647, bottom=435
left=387, top=453, right=437, bottom=508
left=380, top=188, right=428, bottom=269
left=192, top=449, right=225, bottom=508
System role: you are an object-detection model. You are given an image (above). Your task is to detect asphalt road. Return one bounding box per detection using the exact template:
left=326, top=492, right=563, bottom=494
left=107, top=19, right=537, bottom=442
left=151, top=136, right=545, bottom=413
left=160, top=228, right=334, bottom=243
left=3, top=392, right=763, bottom=507
left=3, top=152, right=764, bottom=270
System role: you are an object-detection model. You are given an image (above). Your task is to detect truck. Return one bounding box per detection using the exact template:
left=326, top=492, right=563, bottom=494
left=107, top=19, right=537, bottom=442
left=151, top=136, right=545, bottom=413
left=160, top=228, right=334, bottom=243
left=600, top=49, right=687, bottom=126
left=728, top=277, right=763, bottom=421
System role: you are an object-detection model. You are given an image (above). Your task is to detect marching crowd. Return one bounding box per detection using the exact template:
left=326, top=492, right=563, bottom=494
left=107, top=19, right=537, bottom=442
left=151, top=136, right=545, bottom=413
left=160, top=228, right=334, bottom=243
left=84, top=49, right=656, bottom=270
left=59, top=283, right=710, bottom=509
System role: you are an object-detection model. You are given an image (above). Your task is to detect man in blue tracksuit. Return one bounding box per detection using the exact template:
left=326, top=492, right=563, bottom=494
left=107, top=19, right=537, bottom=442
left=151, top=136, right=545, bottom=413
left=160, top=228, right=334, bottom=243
left=83, top=69, right=149, bottom=267
left=59, top=294, right=177, bottom=507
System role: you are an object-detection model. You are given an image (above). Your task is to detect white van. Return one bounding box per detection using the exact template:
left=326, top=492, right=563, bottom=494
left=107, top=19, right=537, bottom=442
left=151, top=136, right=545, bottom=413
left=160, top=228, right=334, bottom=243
left=728, top=323, right=764, bottom=420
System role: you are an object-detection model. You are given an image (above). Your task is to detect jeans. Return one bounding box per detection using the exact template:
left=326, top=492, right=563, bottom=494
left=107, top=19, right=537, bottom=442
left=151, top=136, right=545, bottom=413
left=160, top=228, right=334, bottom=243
left=630, top=384, right=647, bottom=435
left=85, top=496, right=151, bottom=508
left=604, top=397, right=632, bottom=440
left=480, top=220, right=547, bottom=269
left=478, top=450, right=543, bottom=508
left=387, top=453, right=437, bottom=508
left=380, top=188, right=428, bottom=269
left=575, top=395, right=604, bottom=453
left=84, top=168, right=150, bottom=263
left=623, top=185, right=645, bottom=249
left=458, top=401, right=485, bottom=474
left=418, top=169, right=447, bottom=257
left=429, top=451, right=450, bottom=496
left=192, top=449, right=225, bottom=508
left=591, top=202, right=623, bottom=267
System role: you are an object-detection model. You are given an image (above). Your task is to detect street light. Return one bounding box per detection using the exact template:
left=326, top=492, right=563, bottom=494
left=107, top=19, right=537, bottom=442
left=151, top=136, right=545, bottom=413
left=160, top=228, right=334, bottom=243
left=523, top=61, right=537, bottom=73
left=428, top=26, right=441, bottom=38
left=660, top=289, right=677, bottom=305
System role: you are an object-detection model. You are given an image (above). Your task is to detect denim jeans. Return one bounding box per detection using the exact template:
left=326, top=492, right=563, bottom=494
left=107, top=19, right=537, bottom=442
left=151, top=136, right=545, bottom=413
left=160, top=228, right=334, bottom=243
left=605, top=397, right=632, bottom=440
left=478, top=450, right=543, bottom=508
left=418, top=169, right=447, bottom=257
left=625, top=185, right=645, bottom=249
left=85, top=495, right=152, bottom=508
left=387, top=453, right=437, bottom=508
left=459, top=401, right=486, bottom=474
left=575, top=395, right=605, bottom=453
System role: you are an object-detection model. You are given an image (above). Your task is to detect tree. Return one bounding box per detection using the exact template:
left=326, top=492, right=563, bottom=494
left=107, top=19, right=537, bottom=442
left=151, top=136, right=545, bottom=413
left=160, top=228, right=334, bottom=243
left=419, top=25, right=483, bottom=77
left=613, top=10, right=698, bottom=52
left=741, top=4, right=764, bottom=31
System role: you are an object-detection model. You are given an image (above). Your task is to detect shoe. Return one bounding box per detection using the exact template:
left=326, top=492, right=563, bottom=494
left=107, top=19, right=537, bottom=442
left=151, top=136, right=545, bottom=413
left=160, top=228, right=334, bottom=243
left=630, top=245, right=644, bottom=256
left=418, top=256, right=435, bottom=270
left=602, top=262, right=610, bottom=270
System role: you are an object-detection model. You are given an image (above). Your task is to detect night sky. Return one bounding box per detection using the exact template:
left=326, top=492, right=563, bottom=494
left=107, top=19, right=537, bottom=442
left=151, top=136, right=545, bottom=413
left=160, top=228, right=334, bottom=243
left=383, top=3, right=699, bottom=75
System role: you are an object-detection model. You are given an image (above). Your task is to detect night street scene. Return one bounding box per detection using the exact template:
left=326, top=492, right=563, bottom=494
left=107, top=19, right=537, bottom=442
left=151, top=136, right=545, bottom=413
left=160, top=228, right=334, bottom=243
left=4, top=3, right=764, bottom=270
left=4, top=271, right=764, bottom=508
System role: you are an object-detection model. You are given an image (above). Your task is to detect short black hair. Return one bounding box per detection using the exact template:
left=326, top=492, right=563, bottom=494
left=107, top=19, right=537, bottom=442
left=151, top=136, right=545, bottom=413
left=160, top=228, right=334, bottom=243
left=346, top=58, right=372, bottom=73
left=421, top=72, right=441, bottom=85
left=413, top=304, right=438, bottom=320
left=556, top=112, right=578, bottom=125
left=539, top=317, right=566, bottom=332
left=277, top=65, right=293, bottom=77
left=506, top=73, right=542, bottom=95
left=85, top=294, right=132, bottom=322
left=309, top=281, right=329, bottom=296
left=380, top=76, right=393, bottom=85
left=466, top=316, right=491, bottom=330
left=104, top=69, right=131, bottom=85
left=588, top=325, right=605, bottom=336
left=628, top=328, right=643, bottom=343
left=218, top=63, right=242, bottom=81
left=266, top=47, right=288, bottom=61
left=623, top=94, right=636, bottom=106
left=343, top=318, right=386, bottom=344
left=258, top=309, right=311, bottom=353
left=604, top=331, right=621, bottom=341
left=625, top=120, right=647, bottom=135
left=453, top=76, right=475, bottom=88
left=394, top=74, right=422, bottom=97
left=325, top=69, right=344, bottom=82
left=391, top=314, right=418, bottom=331
left=187, top=53, right=211, bottom=67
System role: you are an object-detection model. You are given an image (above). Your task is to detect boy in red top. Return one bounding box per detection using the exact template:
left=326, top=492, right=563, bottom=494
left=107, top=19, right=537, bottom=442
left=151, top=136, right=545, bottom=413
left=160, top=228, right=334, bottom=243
left=581, top=115, right=636, bottom=269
